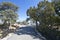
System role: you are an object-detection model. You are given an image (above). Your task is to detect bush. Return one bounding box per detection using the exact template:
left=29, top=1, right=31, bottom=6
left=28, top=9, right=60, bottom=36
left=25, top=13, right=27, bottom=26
left=37, top=26, right=60, bottom=40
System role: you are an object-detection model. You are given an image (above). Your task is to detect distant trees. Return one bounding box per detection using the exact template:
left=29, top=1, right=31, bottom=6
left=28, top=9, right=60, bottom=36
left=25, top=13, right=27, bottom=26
left=0, top=2, right=18, bottom=28
left=27, top=0, right=60, bottom=40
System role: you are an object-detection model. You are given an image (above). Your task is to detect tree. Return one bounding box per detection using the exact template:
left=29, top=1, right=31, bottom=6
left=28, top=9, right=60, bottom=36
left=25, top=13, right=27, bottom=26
left=27, top=0, right=55, bottom=29
left=27, top=7, right=39, bottom=27
left=27, top=0, right=60, bottom=40
left=0, top=2, right=18, bottom=27
left=38, top=0, right=56, bottom=29
left=51, top=0, right=60, bottom=29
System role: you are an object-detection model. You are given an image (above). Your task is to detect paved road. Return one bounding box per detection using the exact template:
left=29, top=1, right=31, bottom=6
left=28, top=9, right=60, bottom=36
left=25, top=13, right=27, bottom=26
left=6, top=25, right=46, bottom=40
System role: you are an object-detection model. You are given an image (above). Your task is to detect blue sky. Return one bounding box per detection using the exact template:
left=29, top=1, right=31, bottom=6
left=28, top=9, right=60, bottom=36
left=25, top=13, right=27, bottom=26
left=0, top=0, right=51, bottom=22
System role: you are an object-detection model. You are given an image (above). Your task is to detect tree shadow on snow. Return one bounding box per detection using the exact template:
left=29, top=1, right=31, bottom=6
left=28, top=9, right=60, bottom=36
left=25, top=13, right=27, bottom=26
left=14, top=26, right=45, bottom=40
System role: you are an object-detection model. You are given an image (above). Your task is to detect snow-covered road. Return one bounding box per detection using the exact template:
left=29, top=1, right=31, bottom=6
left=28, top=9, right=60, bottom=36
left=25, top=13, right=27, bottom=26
left=1, top=25, right=46, bottom=40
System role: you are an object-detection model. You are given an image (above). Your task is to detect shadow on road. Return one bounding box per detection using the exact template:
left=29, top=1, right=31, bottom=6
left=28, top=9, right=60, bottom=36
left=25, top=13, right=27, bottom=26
left=14, top=26, right=46, bottom=40
left=15, top=26, right=38, bottom=36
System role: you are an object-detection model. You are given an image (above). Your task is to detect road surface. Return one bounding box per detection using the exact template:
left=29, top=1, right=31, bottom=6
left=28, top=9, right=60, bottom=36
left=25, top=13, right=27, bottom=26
left=2, top=25, right=46, bottom=40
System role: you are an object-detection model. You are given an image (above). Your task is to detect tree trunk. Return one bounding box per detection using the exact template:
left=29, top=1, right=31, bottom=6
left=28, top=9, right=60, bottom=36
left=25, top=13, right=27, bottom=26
left=36, top=20, right=38, bottom=29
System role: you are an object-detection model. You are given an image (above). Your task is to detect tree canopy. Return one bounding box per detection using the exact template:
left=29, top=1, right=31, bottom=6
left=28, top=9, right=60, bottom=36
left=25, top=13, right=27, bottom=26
left=0, top=2, right=18, bottom=25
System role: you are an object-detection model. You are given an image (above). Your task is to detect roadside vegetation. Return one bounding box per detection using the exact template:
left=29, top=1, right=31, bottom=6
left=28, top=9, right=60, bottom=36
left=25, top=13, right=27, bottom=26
left=0, top=2, right=18, bottom=38
left=27, top=0, right=60, bottom=40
